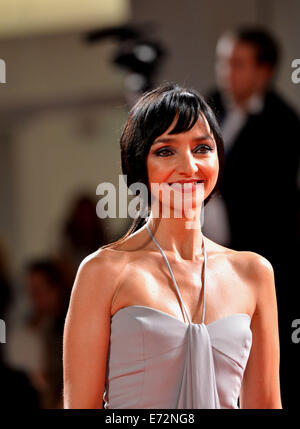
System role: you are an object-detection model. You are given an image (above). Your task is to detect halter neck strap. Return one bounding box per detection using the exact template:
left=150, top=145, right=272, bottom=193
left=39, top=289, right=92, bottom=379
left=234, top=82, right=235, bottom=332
left=145, top=223, right=207, bottom=325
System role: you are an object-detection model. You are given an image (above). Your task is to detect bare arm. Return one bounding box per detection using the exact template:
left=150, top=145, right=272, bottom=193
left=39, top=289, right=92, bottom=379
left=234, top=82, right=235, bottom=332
left=63, top=250, right=123, bottom=409
left=240, top=254, right=282, bottom=409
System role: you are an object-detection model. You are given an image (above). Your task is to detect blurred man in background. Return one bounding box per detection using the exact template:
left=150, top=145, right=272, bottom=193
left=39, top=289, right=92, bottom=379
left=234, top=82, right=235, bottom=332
left=206, top=28, right=300, bottom=409
left=0, top=242, right=40, bottom=409
left=5, top=259, right=69, bottom=408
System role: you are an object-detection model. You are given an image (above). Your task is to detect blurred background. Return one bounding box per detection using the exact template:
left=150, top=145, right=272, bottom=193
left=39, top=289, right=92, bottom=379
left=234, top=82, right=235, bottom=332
left=0, top=0, right=299, bottom=410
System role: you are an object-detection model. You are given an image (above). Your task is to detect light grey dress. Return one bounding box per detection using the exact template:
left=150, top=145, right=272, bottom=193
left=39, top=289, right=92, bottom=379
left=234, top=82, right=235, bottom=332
left=103, top=224, right=252, bottom=409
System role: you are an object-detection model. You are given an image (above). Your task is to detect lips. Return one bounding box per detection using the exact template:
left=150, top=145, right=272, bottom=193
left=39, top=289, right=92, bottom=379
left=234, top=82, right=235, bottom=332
left=167, top=180, right=204, bottom=193
left=168, top=180, right=204, bottom=186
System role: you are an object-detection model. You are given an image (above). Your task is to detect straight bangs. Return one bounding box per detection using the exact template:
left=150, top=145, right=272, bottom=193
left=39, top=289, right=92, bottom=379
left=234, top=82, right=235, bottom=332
left=132, top=86, right=203, bottom=150
left=156, top=90, right=202, bottom=136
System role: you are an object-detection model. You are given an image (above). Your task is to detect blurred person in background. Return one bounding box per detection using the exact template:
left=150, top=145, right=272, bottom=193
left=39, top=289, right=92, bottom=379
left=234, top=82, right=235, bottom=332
left=0, top=241, right=40, bottom=409
left=5, top=259, right=69, bottom=408
left=206, top=27, right=300, bottom=409
left=57, top=194, right=108, bottom=288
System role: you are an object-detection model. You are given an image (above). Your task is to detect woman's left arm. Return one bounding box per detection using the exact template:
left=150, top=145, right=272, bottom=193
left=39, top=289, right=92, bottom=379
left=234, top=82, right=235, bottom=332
left=239, top=253, right=282, bottom=409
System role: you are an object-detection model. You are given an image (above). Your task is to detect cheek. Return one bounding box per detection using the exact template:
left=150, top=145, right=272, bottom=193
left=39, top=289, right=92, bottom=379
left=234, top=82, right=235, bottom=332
left=146, top=157, right=160, bottom=192
left=231, top=66, right=249, bottom=85
left=238, top=67, right=256, bottom=87
left=207, top=155, right=219, bottom=172
left=206, top=157, right=219, bottom=187
left=147, top=157, right=170, bottom=183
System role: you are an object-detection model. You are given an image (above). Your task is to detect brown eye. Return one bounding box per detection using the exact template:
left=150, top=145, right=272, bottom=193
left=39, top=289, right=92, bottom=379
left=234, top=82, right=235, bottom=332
left=155, top=148, right=173, bottom=157
left=194, top=145, right=213, bottom=153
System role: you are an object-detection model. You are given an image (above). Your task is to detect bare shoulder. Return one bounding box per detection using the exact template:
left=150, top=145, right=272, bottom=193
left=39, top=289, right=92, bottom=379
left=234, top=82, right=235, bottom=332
left=207, top=237, right=273, bottom=273
left=69, top=246, right=130, bottom=308
left=237, top=251, right=276, bottom=310
left=79, top=246, right=129, bottom=278
left=230, top=249, right=274, bottom=288
left=206, top=237, right=275, bottom=296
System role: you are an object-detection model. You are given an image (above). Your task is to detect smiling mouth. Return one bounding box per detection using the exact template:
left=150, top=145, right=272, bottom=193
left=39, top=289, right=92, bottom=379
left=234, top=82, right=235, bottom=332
left=168, top=180, right=204, bottom=186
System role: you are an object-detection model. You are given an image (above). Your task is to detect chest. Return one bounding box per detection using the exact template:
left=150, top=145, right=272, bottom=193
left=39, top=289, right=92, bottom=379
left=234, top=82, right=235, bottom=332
left=112, top=253, right=252, bottom=323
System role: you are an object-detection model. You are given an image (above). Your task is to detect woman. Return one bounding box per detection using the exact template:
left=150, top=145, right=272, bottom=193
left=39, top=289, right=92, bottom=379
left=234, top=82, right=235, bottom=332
left=63, top=83, right=282, bottom=409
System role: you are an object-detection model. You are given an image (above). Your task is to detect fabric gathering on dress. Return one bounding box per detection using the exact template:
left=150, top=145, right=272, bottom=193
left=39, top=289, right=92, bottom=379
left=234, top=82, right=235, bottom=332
left=103, top=225, right=252, bottom=409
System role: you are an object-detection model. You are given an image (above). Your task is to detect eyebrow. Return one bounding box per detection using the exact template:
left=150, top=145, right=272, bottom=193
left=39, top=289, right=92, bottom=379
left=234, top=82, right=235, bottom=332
left=152, top=135, right=214, bottom=146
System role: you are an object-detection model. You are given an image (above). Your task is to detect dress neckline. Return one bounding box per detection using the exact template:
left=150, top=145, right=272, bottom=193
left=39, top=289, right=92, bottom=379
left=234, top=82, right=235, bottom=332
left=111, top=304, right=251, bottom=328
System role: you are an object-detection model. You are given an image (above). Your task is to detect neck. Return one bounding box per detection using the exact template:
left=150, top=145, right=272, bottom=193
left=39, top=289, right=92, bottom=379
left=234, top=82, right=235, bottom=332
left=146, top=206, right=204, bottom=261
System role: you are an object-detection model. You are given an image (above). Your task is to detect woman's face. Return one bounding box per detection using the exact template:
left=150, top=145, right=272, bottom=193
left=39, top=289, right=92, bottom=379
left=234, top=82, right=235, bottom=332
left=146, top=114, right=219, bottom=216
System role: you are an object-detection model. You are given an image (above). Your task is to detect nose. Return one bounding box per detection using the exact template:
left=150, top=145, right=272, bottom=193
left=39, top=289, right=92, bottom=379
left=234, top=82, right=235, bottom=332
left=177, top=149, right=199, bottom=177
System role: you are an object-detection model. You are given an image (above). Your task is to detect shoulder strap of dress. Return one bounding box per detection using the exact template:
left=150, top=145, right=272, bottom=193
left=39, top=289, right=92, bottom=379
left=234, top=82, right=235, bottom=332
left=145, top=223, right=207, bottom=325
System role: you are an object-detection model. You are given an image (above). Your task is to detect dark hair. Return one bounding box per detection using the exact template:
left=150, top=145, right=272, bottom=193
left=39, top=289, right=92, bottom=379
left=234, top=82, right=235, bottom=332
left=236, top=28, right=280, bottom=69
left=103, top=82, right=224, bottom=249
